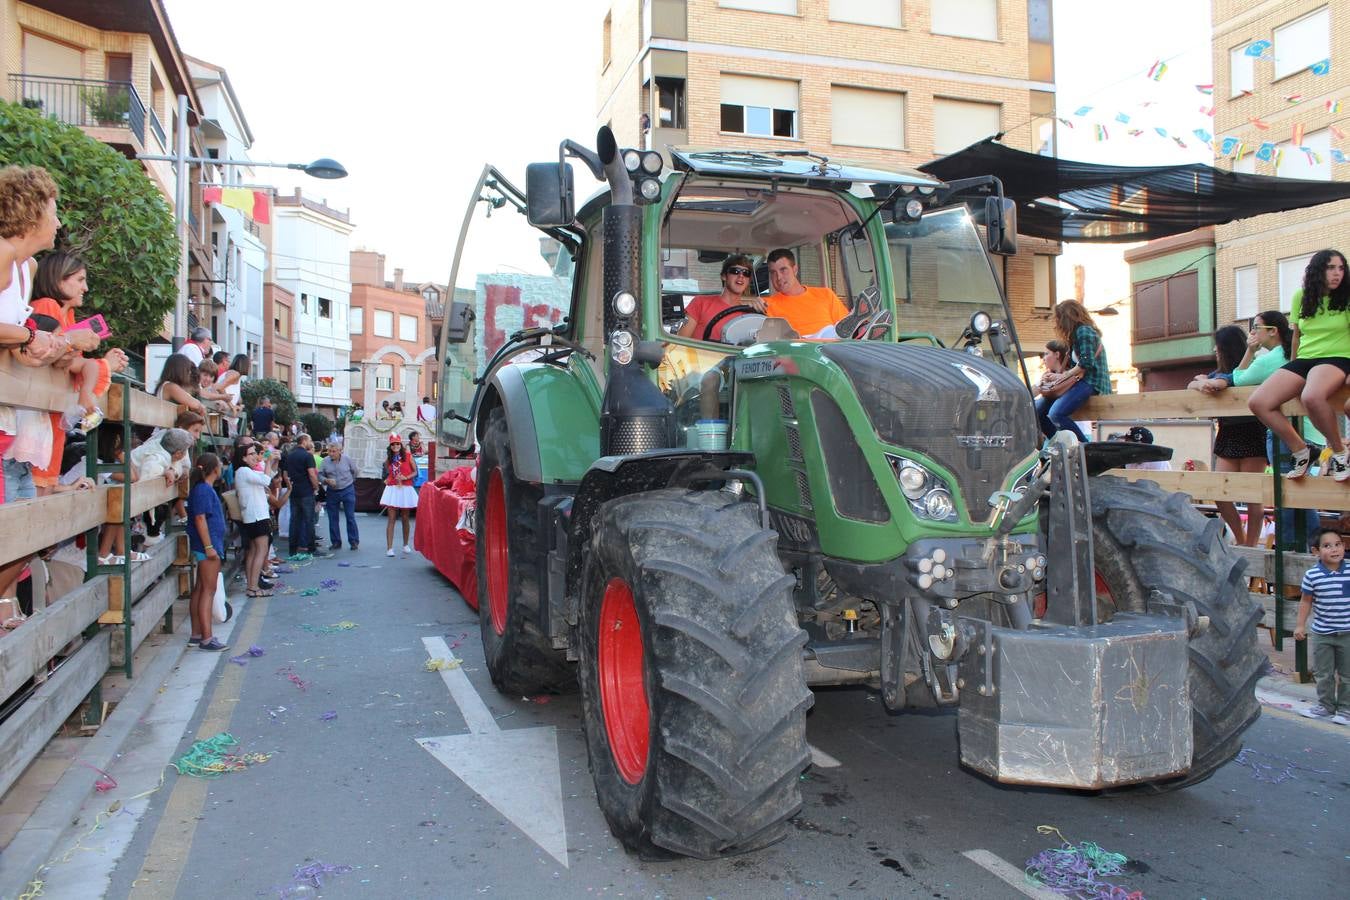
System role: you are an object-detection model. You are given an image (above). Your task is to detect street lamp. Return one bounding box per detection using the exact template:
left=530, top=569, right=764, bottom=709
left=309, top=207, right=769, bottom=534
left=309, top=356, right=361, bottom=411
left=139, top=94, right=349, bottom=350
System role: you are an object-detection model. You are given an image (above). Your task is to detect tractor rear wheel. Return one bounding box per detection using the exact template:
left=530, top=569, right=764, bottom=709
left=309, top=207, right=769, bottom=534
left=475, top=407, right=573, bottom=695
left=579, top=489, right=812, bottom=859
left=1089, top=475, right=1265, bottom=791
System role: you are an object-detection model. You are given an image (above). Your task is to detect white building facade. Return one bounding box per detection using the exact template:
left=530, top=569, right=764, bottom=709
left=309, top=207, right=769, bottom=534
left=187, top=56, right=266, bottom=373
left=270, top=190, right=355, bottom=414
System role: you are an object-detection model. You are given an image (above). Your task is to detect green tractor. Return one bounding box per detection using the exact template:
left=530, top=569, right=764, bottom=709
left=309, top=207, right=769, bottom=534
left=436, top=128, right=1264, bottom=860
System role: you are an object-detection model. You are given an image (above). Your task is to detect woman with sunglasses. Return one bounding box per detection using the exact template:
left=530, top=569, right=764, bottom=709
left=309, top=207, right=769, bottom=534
left=677, top=255, right=766, bottom=342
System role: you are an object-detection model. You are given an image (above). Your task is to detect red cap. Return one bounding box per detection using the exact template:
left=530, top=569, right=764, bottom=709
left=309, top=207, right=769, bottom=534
left=388, top=434, right=403, bottom=444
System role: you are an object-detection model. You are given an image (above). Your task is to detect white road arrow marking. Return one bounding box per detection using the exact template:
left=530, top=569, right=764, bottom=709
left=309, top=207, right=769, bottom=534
left=416, top=636, right=569, bottom=868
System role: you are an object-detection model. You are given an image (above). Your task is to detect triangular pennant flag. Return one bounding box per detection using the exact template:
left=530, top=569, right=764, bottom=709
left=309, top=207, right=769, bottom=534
left=1235, top=141, right=1248, bottom=161
left=1326, top=99, right=1342, bottom=114
left=1074, top=105, right=1093, bottom=117
left=1249, top=117, right=1270, bottom=130
left=1292, top=123, right=1306, bottom=146
left=1273, top=148, right=1284, bottom=169
left=1332, top=125, right=1347, bottom=140
left=1200, top=105, right=1215, bottom=116
left=251, top=190, right=271, bottom=225
left=1193, top=128, right=1213, bottom=143
left=1244, top=40, right=1272, bottom=57
left=1310, top=58, right=1331, bottom=76
left=1056, top=117, right=1075, bottom=129
left=1154, top=126, right=1169, bottom=138
left=1115, top=112, right=1131, bottom=124
left=1255, top=142, right=1275, bottom=161
left=1094, top=124, right=1109, bottom=141
left=1147, top=60, right=1168, bottom=81
left=1172, top=136, right=1188, bottom=150
left=1195, top=84, right=1214, bottom=95
left=1127, top=129, right=1144, bottom=137
left=1283, top=93, right=1303, bottom=104
left=1332, top=149, right=1347, bottom=163
left=1220, top=136, right=1239, bottom=156
left=1304, top=149, right=1321, bottom=165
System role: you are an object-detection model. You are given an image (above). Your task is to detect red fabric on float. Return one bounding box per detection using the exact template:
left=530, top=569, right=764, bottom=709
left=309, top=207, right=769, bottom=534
left=414, top=464, right=478, bottom=610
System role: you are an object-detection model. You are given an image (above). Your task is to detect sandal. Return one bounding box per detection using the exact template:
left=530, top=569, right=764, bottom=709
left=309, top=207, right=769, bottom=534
left=130, top=551, right=152, bottom=562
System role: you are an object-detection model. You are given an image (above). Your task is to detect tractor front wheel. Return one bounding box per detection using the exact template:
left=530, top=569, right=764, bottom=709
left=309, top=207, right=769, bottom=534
left=1090, top=475, right=1265, bottom=791
left=475, top=407, right=572, bottom=695
left=579, top=489, right=812, bottom=859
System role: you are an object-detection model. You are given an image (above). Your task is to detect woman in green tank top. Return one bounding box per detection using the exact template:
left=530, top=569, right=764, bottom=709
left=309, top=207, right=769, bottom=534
left=1247, top=249, right=1350, bottom=480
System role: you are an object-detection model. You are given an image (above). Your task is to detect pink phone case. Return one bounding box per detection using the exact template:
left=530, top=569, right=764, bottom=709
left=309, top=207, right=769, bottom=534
left=67, top=314, right=110, bottom=338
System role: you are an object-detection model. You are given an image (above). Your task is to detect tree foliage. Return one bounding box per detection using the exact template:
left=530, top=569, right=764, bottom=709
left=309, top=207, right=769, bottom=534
left=240, top=378, right=298, bottom=427
left=0, top=101, right=178, bottom=350
left=299, top=412, right=333, bottom=443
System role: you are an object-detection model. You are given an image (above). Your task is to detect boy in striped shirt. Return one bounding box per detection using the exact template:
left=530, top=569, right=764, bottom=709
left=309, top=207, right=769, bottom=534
left=1296, top=528, right=1350, bottom=724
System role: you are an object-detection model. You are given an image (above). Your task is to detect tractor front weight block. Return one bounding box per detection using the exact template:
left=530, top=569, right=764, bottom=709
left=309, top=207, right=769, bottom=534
left=956, top=613, right=1192, bottom=788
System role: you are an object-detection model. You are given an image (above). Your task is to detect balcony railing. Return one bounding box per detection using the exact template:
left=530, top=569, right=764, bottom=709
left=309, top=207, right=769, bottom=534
left=7, top=74, right=146, bottom=146
left=149, top=106, right=167, bottom=150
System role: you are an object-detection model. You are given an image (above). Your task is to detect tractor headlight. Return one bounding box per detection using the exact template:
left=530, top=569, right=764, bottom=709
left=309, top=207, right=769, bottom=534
left=613, top=291, right=637, bottom=317
left=623, top=149, right=642, bottom=172
left=887, top=455, right=959, bottom=522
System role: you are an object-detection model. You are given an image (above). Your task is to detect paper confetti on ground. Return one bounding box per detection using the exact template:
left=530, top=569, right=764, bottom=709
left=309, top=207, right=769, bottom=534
left=320, top=578, right=341, bottom=591
left=319, top=710, right=338, bottom=721
left=275, top=666, right=309, bottom=691
left=425, top=657, right=463, bottom=672
left=172, top=733, right=270, bottom=778
left=300, top=621, right=359, bottom=634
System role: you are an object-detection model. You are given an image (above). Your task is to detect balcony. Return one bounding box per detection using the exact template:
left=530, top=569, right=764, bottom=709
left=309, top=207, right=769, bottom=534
left=7, top=74, right=146, bottom=148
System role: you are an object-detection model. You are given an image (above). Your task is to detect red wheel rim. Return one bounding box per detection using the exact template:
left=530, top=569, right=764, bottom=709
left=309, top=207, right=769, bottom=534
left=598, top=577, right=650, bottom=784
left=1033, top=571, right=1115, bottom=619
left=485, top=469, right=509, bottom=636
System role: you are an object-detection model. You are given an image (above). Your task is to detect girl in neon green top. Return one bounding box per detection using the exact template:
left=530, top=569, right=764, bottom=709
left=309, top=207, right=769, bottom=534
left=1248, top=249, right=1350, bottom=480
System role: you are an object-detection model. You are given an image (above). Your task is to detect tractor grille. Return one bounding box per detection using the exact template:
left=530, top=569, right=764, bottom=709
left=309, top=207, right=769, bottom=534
left=795, top=470, right=813, bottom=510
left=784, top=424, right=804, bottom=462
left=819, top=343, right=1037, bottom=512
left=777, top=383, right=795, bottom=418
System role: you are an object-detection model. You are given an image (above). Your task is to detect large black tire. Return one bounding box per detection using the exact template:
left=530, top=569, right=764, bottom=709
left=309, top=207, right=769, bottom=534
left=475, top=407, right=573, bottom=695
left=1089, top=475, right=1265, bottom=791
left=578, top=489, right=812, bottom=859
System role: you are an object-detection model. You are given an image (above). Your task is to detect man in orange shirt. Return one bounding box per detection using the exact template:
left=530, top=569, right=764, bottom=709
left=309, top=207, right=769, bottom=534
left=763, top=248, right=849, bottom=337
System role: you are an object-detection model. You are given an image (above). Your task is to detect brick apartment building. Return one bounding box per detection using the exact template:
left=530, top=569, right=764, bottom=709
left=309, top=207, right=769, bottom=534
left=1212, top=1, right=1349, bottom=323
left=348, top=250, right=440, bottom=413
left=263, top=281, right=296, bottom=389
left=595, top=0, right=1061, bottom=346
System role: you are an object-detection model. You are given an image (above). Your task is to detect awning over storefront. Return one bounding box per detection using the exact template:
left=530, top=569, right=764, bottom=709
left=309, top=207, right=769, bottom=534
left=919, top=139, right=1350, bottom=243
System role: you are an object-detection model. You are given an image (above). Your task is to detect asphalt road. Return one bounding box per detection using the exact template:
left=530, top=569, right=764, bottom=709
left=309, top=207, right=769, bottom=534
left=30, top=518, right=1350, bottom=899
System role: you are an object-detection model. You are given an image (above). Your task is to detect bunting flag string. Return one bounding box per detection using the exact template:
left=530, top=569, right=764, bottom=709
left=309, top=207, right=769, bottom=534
left=1147, top=60, right=1168, bottom=81
left=1195, top=84, right=1214, bottom=95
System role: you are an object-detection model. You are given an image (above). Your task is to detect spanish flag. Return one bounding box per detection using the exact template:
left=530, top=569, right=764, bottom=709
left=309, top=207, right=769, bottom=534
left=202, top=186, right=271, bottom=225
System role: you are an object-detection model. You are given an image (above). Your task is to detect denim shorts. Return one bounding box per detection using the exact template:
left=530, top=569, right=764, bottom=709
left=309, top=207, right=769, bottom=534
left=3, top=458, right=35, bottom=503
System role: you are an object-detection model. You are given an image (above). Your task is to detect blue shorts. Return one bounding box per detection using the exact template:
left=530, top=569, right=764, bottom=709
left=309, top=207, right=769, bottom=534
left=191, top=550, right=219, bottom=563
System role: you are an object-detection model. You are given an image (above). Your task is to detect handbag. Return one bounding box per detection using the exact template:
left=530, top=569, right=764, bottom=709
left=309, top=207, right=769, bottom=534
left=1040, top=370, right=1083, bottom=400
left=213, top=572, right=232, bottom=623
left=220, top=489, right=242, bottom=522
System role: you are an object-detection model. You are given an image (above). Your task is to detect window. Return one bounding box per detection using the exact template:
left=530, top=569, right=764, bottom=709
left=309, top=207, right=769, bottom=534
left=1233, top=152, right=1256, bottom=174
left=300, top=362, right=314, bottom=387
left=931, top=0, right=996, bottom=41
left=1273, top=7, right=1329, bottom=80
left=1278, top=253, right=1313, bottom=313
left=720, top=75, right=797, bottom=138
left=275, top=362, right=290, bottom=387
left=1133, top=271, right=1199, bottom=341
left=1229, top=43, right=1255, bottom=97
left=299, top=292, right=309, bottom=315
left=932, top=98, right=1000, bottom=155
left=422, top=286, right=439, bottom=304
left=375, top=364, right=394, bottom=391
left=318, top=296, right=332, bottom=319
left=1275, top=129, right=1331, bottom=181
left=1235, top=265, right=1258, bottom=320
left=656, top=77, right=686, bottom=128
left=831, top=86, right=904, bottom=149
left=374, top=309, right=394, bottom=338
left=719, top=0, right=797, bottom=12
left=274, top=301, right=290, bottom=337
left=1033, top=254, right=1054, bottom=309
left=399, top=314, right=418, bottom=342
left=830, top=0, right=901, bottom=28
left=350, top=306, right=363, bottom=335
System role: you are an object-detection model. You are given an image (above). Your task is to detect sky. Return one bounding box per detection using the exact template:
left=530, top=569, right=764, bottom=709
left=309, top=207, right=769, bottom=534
left=161, top=0, right=1212, bottom=290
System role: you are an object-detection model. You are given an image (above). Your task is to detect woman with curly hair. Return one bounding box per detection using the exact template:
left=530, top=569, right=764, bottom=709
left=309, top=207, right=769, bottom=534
left=1248, top=250, right=1350, bottom=480
left=1036, top=300, right=1110, bottom=442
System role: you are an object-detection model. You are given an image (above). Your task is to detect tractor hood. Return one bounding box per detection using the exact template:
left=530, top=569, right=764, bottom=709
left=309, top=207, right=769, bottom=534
left=817, top=343, right=1039, bottom=511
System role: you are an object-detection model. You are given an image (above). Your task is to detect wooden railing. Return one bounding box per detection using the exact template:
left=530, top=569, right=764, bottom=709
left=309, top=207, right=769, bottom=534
left=1080, top=385, right=1350, bottom=680
left=0, top=356, right=185, bottom=800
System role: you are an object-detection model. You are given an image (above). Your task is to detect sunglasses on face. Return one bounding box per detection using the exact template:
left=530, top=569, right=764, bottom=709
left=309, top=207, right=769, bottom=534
left=725, top=267, right=752, bottom=278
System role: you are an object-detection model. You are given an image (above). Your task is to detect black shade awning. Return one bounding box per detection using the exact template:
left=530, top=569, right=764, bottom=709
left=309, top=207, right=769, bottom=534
left=919, top=139, right=1350, bottom=243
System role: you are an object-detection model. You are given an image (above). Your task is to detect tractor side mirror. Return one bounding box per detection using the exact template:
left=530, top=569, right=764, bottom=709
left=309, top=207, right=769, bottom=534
left=985, top=197, right=1018, bottom=256
left=526, top=161, right=575, bottom=227
left=444, top=301, right=475, bottom=344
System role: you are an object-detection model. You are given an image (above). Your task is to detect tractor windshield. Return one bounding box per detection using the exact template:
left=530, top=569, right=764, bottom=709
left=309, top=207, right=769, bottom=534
left=883, top=206, right=1009, bottom=346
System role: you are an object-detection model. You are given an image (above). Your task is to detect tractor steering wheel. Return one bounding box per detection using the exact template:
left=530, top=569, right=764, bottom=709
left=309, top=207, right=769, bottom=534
left=702, top=304, right=764, bottom=343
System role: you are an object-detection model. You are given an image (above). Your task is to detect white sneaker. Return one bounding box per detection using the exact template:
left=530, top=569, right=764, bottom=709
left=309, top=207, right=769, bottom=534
left=403, top=544, right=413, bottom=554
left=1331, top=713, right=1350, bottom=726
left=1300, top=703, right=1334, bottom=720
left=386, top=548, right=395, bottom=557
left=1325, top=450, right=1350, bottom=482
left=1286, top=447, right=1312, bottom=479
